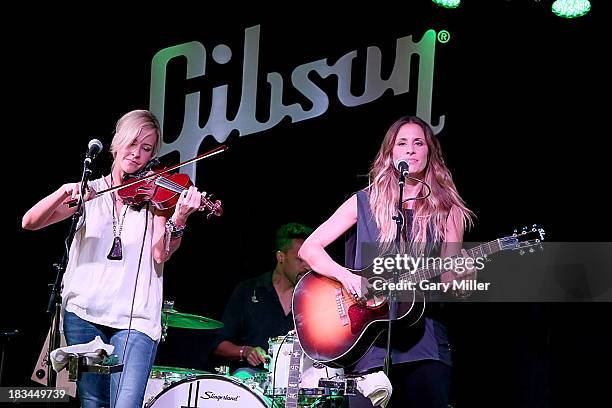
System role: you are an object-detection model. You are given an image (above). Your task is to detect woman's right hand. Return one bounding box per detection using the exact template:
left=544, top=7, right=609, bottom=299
left=61, top=182, right=96, bottom=202
left=336, top=269, right=368, bottom=299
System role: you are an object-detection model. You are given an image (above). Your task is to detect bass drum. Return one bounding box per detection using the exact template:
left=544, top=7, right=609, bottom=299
left=145, top=374, right=271, bottom=407
left=143, top=366, right=209, bottom=406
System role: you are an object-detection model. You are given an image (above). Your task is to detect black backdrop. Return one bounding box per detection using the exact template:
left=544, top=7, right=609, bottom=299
left=5, top=2, right=609, bottom=407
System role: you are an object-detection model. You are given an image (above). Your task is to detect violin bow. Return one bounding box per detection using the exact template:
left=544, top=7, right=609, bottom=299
left=67, top=145, right=228, bottom=207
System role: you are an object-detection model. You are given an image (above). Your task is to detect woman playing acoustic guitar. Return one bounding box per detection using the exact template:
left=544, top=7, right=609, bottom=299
left=298, top=115, right=476, bottom=408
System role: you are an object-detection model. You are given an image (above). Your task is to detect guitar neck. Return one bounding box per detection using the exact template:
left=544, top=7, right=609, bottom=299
left=399, top=239, right=503, bottom=283
left=285, top=338, right=302, bottom=408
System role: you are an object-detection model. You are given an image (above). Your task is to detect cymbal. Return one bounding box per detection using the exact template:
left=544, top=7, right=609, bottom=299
left=161, top=309, right=223, bottom=330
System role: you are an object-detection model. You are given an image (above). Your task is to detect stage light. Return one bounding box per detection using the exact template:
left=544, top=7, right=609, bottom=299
left=432, top=0, right=460, bottom=9
left=552, top=0, right=591, bottom=18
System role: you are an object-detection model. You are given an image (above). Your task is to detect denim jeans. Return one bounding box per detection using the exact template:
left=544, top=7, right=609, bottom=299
left=63, top=311, right=158, bottom=408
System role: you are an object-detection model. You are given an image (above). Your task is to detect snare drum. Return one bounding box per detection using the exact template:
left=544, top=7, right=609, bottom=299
left=145, top=374, right=271, bottom=407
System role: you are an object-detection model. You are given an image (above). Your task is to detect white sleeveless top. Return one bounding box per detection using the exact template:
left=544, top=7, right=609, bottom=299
left=62, top=176, right=163, bottom=341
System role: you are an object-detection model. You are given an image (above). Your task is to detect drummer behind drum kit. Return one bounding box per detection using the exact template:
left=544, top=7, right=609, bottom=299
left=144, top=303, right=356, bottom=407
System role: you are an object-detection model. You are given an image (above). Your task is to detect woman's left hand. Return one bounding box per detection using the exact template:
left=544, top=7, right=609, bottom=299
left=171, top=186, right=202, bottom=226
left=455, top=249, right=476, bottom=278
left=440, top=249, right=475, bottom=281
left=440, top=249, right=477, bottom=296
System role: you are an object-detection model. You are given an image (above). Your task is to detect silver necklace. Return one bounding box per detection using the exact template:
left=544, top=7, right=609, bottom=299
left=107, top=175, right=128, bottom=260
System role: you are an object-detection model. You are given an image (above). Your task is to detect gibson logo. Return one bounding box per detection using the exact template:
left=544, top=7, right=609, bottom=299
left=200, top=391, right=240, bottom=402
left=150, top=25, right=443, bottom=181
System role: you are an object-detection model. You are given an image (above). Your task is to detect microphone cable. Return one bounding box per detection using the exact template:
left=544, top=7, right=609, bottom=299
left=112, top=202, right=151, bottom=406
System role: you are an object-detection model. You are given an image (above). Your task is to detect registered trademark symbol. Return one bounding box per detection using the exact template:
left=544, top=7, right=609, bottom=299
left=437, top=30, right=450, bottom=43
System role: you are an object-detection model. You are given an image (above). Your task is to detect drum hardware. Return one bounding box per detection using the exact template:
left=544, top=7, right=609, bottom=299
left=318, top=377, right=358, bottom=396
left=67, top=354, right=123, bottom=382
left=214, top=365, right=230, bottom=376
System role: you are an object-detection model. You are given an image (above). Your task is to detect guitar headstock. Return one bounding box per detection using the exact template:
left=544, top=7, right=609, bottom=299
left=199, top=192, right=223, bottom=219
left=499, top=224, right=546, bottom=254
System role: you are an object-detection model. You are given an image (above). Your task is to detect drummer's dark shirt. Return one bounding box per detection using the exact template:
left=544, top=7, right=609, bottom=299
left=212, top=271, right=295, bottom=369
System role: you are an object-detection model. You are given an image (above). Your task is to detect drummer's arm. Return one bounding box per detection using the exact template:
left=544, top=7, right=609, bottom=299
left=215, top=341, right=267, bottom=366
left=214, top=340, right=243, bottom=360
left=213, top=284, right=267, bottom=366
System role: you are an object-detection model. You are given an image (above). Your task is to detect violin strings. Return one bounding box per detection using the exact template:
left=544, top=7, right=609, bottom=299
left=155, top=176, right=213, bottom=209
left=156, top=176, right=188, bottom=193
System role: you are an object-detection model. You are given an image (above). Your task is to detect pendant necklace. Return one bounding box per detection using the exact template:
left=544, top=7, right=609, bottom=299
left=107, top=174, right=128, bottom=260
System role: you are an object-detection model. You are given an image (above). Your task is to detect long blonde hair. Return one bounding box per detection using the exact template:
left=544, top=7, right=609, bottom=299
left=368, top=116, right=474, bottom=254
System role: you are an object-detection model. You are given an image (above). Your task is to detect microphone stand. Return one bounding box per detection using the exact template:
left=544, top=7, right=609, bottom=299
left=46, top=156, right=93, bottom=387
left=384, top=171, right=406, bottom=378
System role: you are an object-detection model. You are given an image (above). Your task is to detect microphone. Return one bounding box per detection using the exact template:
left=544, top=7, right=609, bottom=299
left=84, top=139, right=103, bottom=165
left=395, top=158, right=410, bottom=177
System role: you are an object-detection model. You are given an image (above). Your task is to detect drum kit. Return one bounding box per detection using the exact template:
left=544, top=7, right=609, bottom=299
left=144, top=303, right=354, bottom=407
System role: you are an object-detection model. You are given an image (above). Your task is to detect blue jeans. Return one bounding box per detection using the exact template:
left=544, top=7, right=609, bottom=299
left=63, top=311, right=158, bottom=408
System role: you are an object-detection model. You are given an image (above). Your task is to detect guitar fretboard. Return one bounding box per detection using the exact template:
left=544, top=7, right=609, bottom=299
left=398, top=239, right=503, bottom=283
left=285, top=338, right=302, bottom=408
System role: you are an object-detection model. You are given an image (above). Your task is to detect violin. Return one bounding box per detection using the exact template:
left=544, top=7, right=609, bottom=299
left=66, top=145, right=227, bottom=219
left=118, top=170, right=223, bottom=218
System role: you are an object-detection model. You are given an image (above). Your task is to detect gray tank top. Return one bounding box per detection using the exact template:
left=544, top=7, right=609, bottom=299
left=344, top=190, right=451, bottom=372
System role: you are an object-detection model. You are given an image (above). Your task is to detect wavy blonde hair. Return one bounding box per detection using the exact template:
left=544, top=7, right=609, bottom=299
left=368, top=116, right=474, bottom=254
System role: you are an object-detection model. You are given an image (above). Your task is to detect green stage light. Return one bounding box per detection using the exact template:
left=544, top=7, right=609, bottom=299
left=432, top=0, right=460, bottom=9
left=552, top=0, right=591, bottom=18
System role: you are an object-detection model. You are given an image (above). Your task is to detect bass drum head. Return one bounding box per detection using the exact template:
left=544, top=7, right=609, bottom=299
left=145, top=374, right=270, bottom=407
